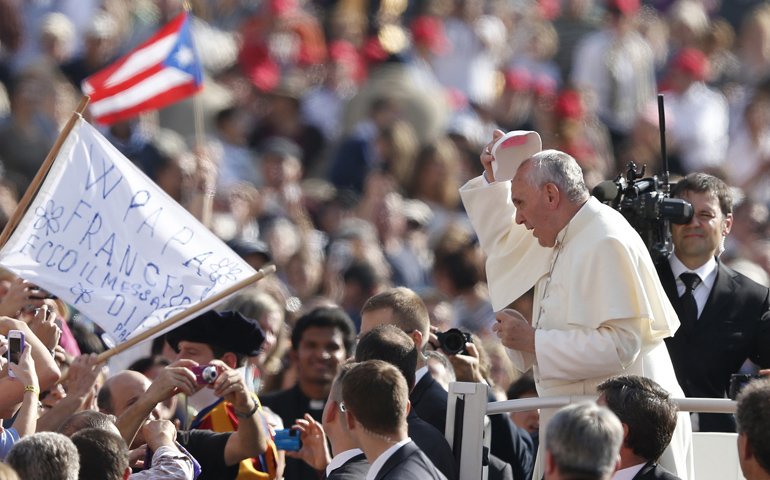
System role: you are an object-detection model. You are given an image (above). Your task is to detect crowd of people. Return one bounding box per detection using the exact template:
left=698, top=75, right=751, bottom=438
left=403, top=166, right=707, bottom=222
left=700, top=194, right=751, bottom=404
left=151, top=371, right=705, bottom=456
left=2, top=0, right=770, bottom=478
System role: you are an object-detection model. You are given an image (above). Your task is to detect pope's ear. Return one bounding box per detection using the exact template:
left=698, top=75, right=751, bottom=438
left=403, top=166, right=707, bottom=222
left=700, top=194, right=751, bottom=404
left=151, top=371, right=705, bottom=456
left=544, top=183, right=560, bottom=208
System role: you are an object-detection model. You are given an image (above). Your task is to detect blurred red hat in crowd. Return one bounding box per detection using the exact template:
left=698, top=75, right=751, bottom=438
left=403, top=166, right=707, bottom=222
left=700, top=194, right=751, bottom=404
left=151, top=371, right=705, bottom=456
left=554, top=89, right=585, bottom=120
left=504, top=67, right=532, bottom=92
left=670, top=48, right=709, bottom=81
left=606, top=0, right=640, bottom=15
left=411, top=16, right=450, bottom=55
left=328, top=39, right=367, bottom=84
left=532, top=74, right=557, bottom=98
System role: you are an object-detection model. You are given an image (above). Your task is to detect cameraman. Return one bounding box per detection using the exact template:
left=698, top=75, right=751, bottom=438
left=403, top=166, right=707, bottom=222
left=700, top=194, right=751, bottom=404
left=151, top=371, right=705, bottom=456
left=658, top=173, right=770, bottom=432
left=460, top=131, right=692, bottom=479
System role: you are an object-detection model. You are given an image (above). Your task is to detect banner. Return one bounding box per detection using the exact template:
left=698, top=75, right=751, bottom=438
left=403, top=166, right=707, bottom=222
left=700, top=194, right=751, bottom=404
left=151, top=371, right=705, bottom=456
left=0, top=118, right=255, bottom=346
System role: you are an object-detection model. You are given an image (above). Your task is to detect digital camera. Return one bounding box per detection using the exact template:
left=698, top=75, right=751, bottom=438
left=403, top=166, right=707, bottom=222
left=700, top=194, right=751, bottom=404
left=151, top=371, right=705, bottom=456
left=436, top=329, right=472, bottom=355
left=190, top=365, right=219, bottom=385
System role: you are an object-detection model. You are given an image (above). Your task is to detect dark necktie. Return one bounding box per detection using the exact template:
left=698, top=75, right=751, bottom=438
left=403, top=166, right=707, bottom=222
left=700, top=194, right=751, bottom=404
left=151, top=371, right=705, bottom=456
left=679, top=272, right=701, bottom=336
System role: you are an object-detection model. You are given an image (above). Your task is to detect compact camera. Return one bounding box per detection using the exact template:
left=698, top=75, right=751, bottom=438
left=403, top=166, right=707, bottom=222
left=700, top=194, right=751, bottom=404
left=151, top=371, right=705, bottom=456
left=436, top=329, right=472, bottom=355
left=190, top=365, right=220, bottom=385
left=274, top=429, right=301, bottom=451
left=729, top=373, right=762, bottom=400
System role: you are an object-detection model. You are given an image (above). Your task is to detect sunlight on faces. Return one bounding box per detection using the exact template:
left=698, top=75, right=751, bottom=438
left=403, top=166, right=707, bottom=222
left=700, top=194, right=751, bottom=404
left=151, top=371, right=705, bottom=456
left=293, top=327, right=347, bottom=384
left=671, top=191, right=732, bottom=266
left=511, top=163, right=560, bottom=248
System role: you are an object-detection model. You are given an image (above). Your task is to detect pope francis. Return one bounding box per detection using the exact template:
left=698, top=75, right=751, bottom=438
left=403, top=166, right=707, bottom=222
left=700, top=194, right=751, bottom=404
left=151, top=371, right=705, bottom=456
left=460, top=130, right=693, bottom=480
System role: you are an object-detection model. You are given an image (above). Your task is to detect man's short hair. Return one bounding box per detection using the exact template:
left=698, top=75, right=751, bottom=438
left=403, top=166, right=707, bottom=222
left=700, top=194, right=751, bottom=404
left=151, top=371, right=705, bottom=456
left=597, top=375, right=678, bottom=462
left=361, top=287, right=430, bottom=338
left=671, top=172, right=733, bottom=216
left=522, top=150, right=589, bottom=204
left=546, top=402, right=623, bottom=480
left=736, top=377, right=770, bottom=474
left=291, top=307, right=356, bottom=354
left=6, top=432, right=80, bottom=480
left=58, top=410, right=118, bottom=437
left=70, top=428, right=129, bottom=480
left=355, top=324, right=418, bottom=389
left=341, top=360, right=409, bottom=436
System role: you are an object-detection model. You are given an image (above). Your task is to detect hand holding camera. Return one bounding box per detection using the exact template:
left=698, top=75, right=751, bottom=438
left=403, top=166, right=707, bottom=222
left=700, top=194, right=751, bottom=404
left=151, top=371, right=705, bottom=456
left=145, top=359, right=199, bottom=402
left=0, top=278, right=45, bottom=318
left=285, top=413, right=328, bottom=468
left=207, top=360, right=253, bottom=414
left=430, top=328, right=484, bottom=383
left=28, top=305, right=61, bottom=351
left=8, top=337, right=38, bottom=390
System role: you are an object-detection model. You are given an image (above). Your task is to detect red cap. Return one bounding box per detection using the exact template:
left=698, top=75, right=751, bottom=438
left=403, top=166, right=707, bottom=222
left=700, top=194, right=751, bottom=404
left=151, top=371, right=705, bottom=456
left=410, top=16, right=450, bottom=56
left=670, top=48, right=709, bottom=81
left=554, top=89, right=585, bottom=120
left=504, top=67, right=532, bottom=92
left=532, top=74, right=557, bottom=98
left=268, top=0, right=297, bottom=17
left=606, top=0, right=640, bottom=15
left=328, top=40, right=366, bottom=84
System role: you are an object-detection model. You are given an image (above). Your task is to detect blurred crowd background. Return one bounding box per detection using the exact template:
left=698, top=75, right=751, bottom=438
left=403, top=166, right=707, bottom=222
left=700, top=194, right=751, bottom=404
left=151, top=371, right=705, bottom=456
left=1, top=0, right=770, bottom=401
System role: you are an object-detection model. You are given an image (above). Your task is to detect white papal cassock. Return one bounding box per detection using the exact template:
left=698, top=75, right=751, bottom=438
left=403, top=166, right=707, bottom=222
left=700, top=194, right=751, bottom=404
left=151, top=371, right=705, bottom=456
left=460, top=176, right=694, bottom=480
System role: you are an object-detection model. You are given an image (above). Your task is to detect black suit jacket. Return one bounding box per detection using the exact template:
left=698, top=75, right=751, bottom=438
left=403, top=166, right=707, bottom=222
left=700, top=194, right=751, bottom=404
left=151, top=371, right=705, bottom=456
left=410, top=372, right=448, bottom=434
left=327, top=453, right=369, bottom=480
left=658, top=259, right=770, bottom=431
left=407, top=410, right=459, bottom=480
left=632, top=462, right=681, bottom=480
left=373, top=441, right=447, bottom=480
left=260, top=384, right=327, bottom=480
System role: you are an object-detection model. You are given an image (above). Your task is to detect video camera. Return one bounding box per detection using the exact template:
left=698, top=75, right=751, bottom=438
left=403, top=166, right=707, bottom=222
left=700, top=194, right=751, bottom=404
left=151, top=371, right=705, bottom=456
left=592, top=163, right=693, bottom=262
left=592, top=94, right=694, bottom=262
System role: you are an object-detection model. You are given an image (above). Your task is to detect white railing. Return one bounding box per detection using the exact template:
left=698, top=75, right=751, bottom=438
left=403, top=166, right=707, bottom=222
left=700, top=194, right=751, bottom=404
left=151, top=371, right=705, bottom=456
left=445, top=382, right=738, bottom=480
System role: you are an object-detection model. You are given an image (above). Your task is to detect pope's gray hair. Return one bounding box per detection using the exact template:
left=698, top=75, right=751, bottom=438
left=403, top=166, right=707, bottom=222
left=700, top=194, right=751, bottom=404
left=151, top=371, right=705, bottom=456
left=520, top=150, right=589, bottom=204
left=545, top=402, right=623, bottom=480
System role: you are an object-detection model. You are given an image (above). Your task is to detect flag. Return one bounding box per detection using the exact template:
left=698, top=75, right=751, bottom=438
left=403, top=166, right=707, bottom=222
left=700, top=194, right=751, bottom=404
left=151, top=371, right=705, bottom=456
left=83, top=12, right=203, bottom=125
left=0, top=117, right=255, bottom=347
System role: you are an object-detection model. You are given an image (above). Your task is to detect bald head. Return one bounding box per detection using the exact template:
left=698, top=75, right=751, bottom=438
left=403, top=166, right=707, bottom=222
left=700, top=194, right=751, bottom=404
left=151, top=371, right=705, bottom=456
left=98, top=371, right=152, bottom=417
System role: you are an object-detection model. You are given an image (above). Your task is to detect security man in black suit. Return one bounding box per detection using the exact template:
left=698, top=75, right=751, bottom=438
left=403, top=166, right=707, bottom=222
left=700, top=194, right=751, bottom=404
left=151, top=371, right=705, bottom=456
left=341, top=360, right=447, bottom=480
left=360, top=288, right=533, bottom=479
left=597, top=375, right=681, bottom=480
left=657, top=173, right=770, bottom=432
left=355, top=325, right=460, bottom=480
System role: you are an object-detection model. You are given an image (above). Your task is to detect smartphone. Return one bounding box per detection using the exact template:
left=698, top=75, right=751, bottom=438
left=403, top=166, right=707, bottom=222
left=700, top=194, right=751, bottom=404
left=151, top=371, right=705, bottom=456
left=189, top=365, right=219, bottom=385
left=274, top=429, right=301, bottom=451
left=7, top=330, right=25, bottom=378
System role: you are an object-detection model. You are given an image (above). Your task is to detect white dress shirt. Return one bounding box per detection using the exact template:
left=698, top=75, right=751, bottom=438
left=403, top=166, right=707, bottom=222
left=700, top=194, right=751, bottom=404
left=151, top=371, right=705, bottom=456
left=611, top=462, right=646, bottom=480
left=326, top=448, right=365, bottom=477
left=365, top=438, right=412, bottom=480
left=669, top=253, right=718, bottom=319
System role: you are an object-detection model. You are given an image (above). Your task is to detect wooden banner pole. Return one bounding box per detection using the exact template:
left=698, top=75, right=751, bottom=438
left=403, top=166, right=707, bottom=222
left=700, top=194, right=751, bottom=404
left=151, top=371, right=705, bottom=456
left=0, top=95, right=90, bottom=250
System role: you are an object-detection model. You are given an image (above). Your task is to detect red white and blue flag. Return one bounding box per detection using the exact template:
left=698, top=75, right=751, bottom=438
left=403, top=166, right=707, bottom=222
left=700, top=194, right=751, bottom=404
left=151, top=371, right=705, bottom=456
left=82, top=12, right=203, bottom=125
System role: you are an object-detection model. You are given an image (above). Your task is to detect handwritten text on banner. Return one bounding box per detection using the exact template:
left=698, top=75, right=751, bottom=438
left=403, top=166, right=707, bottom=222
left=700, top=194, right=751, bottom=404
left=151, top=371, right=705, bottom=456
left=0, top=117, right=256, bottom=345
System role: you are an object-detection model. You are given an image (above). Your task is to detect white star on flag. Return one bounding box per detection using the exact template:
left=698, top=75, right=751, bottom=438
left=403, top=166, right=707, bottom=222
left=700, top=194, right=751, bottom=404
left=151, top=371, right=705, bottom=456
left=175, top=46, right=194, bottom=68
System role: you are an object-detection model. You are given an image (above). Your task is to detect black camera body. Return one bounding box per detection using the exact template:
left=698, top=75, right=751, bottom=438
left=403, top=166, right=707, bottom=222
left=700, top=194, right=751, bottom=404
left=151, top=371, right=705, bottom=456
left=729, top=373, right=762, bottom=400
left=436, top=328, right=472, bottom=355
left=593, top=163, right=693, bottom=262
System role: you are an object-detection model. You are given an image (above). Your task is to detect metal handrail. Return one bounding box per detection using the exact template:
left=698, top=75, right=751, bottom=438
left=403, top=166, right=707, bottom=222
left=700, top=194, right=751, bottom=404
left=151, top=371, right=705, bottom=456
left=486, top=395, right=737, bottom=415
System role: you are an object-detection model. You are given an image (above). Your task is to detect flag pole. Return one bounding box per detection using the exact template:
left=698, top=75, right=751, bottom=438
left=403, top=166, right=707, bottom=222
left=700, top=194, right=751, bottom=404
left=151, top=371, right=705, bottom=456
left=93, top=264, right=277, bottom=364
left=184, top=0, right=214, bottom=229
left=0, top=95, right=90, bottom=250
